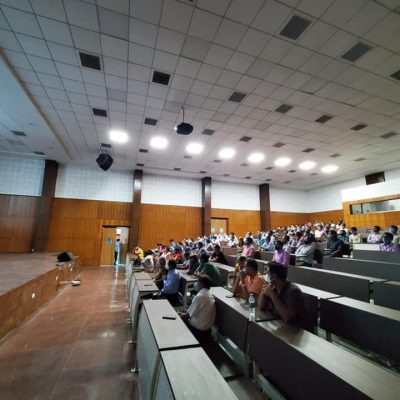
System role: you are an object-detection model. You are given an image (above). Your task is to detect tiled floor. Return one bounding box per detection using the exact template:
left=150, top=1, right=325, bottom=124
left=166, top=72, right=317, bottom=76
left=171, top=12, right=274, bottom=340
left=0, top=267, right=138, bottom=400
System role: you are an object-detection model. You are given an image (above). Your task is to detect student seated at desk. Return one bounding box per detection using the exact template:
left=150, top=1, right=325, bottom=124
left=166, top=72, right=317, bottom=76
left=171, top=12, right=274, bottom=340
left=236, top=237, right=244, bottom=254
left=155, top=259, right=180, bottom=304
left=325, top=230, right=346, bottom=258
left=367, top=226, right=382, bottom=243
left=379, top=232, right=399, bottom=252
left=389, top=225, right=400, bottom=245
left=295, top=236, right=316, bottom=267
left=242, top=237, right=256, bottom=258
left=210, top=244, right=228, bottom=265
left=143, top=254, right=155, bottom=272
left=186, top=254, right=200, bottom=274
left=259, top=262, right=313, bottom=332
left=234, top=255, right=246, bottom=278
left=195, top=253, right=222, bottom=287
left=272, top=240, right=290, bottom=266
left=177, top=251, right=191, bottom=269
left=227, top=232, right=238, bottom=247
left=349, top=227, right=361, bottom=249
left=133, top=245, right=144, bottom=265
left=179, top=275, right=216, bottom=342
left=233, top=258, right=265, bottom=300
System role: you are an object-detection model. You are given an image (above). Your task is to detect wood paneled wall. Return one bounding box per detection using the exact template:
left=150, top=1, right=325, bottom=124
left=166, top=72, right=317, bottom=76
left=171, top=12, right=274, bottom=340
left=0, top=195, right=39, bottom=252
left=47, top=198, right=131, bottom=266
left=139, top=204, right=202, bottom=250
left=309, top=210, right=344, bottom=224
left=211, top=208, right=261, bottom=237
left=343, top=194, right=400, bottom=228
left=270, top=211, right=308, bottom=228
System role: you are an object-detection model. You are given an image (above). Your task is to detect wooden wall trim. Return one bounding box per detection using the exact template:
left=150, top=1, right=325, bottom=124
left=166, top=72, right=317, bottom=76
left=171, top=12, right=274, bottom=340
left=32, top=160, right=58, bottom=252
left=129, top=169, right=143, bottom=250
left=259, top=184, right=271, bottom=230
left=202, top=177, right=211, bottom=236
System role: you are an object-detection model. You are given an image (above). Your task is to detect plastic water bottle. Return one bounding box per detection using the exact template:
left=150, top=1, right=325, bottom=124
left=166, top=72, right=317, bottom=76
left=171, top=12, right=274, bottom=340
left=249, top=293, right=256, bottom=322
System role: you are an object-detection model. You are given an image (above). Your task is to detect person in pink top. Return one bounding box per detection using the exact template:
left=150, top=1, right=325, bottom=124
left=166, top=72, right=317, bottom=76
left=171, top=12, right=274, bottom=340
left=272, top=240, right=290, bottom=266
left=241, top=237, right=256, bottom=257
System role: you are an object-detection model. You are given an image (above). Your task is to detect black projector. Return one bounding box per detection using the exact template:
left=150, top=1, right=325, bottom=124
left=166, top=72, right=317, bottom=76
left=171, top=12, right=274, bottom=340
left=175, top=122, right=193, bottom=135
left=96, top=153, right=113, bottom=171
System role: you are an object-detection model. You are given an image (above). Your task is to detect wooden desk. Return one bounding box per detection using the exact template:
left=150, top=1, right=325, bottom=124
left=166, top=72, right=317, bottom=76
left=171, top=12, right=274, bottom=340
left=323, top=257, right=400, bottom=281
left=214, top=262, right=235, bottom=288
left=136, top=300, right=199, bottom=400
left=210, top=286, right=277, bottom=352
left=296, top=284, right=341, bottom=326
left=320, top=297, right=400, bottom=362
left=287, top=266, right=386, bottom=302
left=179, top=271, right=197, bottom=309
left=157, top=348, right=238, bottom=399
left=353, top=249, right=400, bottom=263
left=130, top=279, right=159, bottom=340
left=353, top=243, right=380, bottom=251
left=374, top=281, right=400, bottom=310
left=248, top=320, right=400, bottom=400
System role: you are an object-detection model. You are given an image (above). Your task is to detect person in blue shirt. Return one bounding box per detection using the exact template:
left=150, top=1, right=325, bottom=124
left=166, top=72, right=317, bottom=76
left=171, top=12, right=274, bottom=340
left=157, top=259, right=181, bottom=304
left=114, top=238, right=120, bottom=265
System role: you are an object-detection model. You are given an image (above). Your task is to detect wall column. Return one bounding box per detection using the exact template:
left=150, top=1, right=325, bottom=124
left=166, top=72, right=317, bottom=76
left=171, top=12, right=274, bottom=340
left=31, top=160, right=58, bottom=252
left=202, top=177, right=211, bottom=236
left=129, top=169, right=143, bottom=250
left=259, top=183, right=271, bottom=231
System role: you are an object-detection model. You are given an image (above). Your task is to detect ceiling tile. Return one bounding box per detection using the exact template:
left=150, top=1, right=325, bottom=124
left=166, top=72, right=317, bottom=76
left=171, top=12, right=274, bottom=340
left=98, top=7, right=129, bottom=40
left=37, top=16, right=73, bottom=46
left=214, top=18, right=247, bottom=49
left=15, top=33, right=50, bottom=58
left=175, top=57, right=201, bottom=79
left=299, top=20, right=337, bottom=50
left=252, top=0, right=292, bottom=34
left=127, top=63, right=150, bottom=82
left=48, top=42, right=79, bottom=65
left=128, top=43, right=154, bottom=66
left=27, top=55, right=57, bottom=75
left=70, top=26, right=101, bottom=53
left=130, top=0, right=162, bottom=24
left=226, top=52, right=255, bottom=74
left=188, top=8, right=221, bottom=41
left=100, top=34, right=128, bottom=61
left=103, top=56, right=127, bottom=77
left=181, top=36, right=211, bottom=62
left=2, top=6, right=42, bottom=37
left=160, top=0, right=193, bottom=34
left=97, top=0, right=129, bottom=15
left=55, top=62, right=82, bottom=81
left=130, top=17, right=158, bottom=47
left=155, top=27, right=185, bottom=55
left=321, top=0, right=367, bottom=28
left=197, top=64, right=222, bottom=83
left=30, top=0, right=67, bottom=22
left=260, top=37, right=293, bottom=63
left=296, top=0, right=334, bottom=17
left=225, top=0, right=264, bottom=25
left=64, top=0, right=99, bottom=31
left=196, top=0, right=230, bottom=16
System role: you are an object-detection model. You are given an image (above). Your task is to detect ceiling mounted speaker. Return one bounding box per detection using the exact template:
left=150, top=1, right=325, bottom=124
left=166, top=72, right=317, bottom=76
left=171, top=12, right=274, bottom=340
left=96, top=153, right=113, bottom=171
left=175, top=107, right=193, bottom=135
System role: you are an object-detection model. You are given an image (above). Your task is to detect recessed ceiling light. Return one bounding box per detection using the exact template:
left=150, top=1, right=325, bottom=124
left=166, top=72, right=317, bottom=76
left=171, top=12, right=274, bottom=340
left=150, top=136, right=168, bottom=149
left=280, top=15, right=312, bottom=40
left=274, top=157, right=292, bottom=167
left=341, top=41, right=372, bottom=62
left=79, top=52, right=101, bottom=70
left=248, top=152, right=265, bottom=163
left=321, top=164, right=338, bottom=174
left=110, top=130, right=128, bottom=143
left=299, top=160, right=316, bottom=170
left=186, top=142, right=204, bottom=155
left=315, top=114, right=332, bottom=123
left=218, top=147, right=236, bottom=159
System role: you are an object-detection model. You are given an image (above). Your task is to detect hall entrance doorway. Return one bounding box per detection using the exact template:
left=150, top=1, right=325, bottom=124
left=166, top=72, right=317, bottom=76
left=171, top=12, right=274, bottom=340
left=211, top=218, right=229, bottom=236
left=100, top=226, right=130, bottom=266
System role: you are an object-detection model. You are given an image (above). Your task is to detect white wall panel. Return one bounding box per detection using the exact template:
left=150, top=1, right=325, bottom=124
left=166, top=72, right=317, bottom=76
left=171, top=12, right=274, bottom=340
left=141, top=174, right=202, bottom=207
left=270, top=187, right=308, bottom=212
left=0, top=155, right=44, bottom=196
left=342, top=178, right=400, bottom=202
left=55, top=164, right=133, bottom=202
left=212, top=181, right=260, bottom=210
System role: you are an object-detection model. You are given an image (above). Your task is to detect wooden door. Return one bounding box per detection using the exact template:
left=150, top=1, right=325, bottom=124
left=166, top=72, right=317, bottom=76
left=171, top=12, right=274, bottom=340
left=100, top=227, right=116, bottom=265
left=211, top=218, right=228, bottom=235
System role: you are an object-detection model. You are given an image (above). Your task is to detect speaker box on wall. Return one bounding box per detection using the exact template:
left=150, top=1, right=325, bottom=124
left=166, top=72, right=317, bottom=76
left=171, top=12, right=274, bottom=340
left=96, top=153, right=113, bottom=171
left=365, top=172, right=385, bottom=185
left=57, top=251, right=73, bottom=262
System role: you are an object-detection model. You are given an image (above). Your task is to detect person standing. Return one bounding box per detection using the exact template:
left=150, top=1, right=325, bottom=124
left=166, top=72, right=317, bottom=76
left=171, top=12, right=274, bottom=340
left=114, top=238, right=120, bottom=265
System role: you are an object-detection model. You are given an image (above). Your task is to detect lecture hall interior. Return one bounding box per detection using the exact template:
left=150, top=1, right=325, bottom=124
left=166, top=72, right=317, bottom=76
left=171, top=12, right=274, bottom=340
left=1, top=0, right=400, bottom=399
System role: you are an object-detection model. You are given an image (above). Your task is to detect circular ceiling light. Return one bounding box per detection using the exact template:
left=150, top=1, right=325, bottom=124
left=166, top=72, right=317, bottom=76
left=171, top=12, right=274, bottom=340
left=186, top=142, right=204, bottom=155
left=299, top=160, right=316, bottom=170
left=274, top=157, right=292, bottom=167
left=248, top=152, right=265, bottom=163
left=321, top=164, right=338, bottom=174
left=110, top=130, right=128, bottom=143
left=218, top=147, right=236, bottom=159
left=150, top=136, right=168, bottom=149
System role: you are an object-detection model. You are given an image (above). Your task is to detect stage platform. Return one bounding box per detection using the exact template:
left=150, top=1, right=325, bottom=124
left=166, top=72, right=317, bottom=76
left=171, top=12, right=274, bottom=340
left=0, top=253, right=81, bottom=341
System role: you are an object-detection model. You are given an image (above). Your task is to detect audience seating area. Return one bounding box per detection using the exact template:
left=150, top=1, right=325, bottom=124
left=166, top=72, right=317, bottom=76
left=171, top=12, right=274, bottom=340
left=126, top=223, right=400, bottom=399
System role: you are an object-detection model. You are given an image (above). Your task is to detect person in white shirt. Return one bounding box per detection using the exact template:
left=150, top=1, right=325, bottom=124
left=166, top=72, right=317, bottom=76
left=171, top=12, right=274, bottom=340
left=367, top=226, right=382, bottom=243
left=349, top=227, right=361, bottom=249
left=295, top=236, right=316, bottom=267
left=179, top=275, right=216, bottom=342
left=227, top=232, right=238, bottom=247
